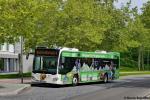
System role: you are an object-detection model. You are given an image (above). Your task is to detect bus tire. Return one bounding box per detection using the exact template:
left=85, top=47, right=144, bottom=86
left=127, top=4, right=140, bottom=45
left=103, top=74, right=108, bottom=83
left=72, top=75, right=78, bottom=86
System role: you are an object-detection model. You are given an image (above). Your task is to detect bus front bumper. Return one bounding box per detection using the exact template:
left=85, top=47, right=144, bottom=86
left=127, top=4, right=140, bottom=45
left=31, top=74, right=64, bottom=85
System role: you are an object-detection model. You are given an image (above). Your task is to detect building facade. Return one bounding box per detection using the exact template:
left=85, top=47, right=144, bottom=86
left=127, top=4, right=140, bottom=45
left=0, top=43, right=19, bottom=73
left=0, top=43, right=33, bottom=73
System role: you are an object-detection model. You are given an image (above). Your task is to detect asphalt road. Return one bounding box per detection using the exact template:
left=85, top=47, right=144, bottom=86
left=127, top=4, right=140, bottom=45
left=1, top=75, right=150, bottom=100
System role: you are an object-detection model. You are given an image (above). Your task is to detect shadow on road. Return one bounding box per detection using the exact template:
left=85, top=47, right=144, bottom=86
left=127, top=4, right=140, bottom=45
left=0, top=86, right=5, bottom=88
left=30, top=81, right=115, bottom=88
left=112, top=76, right=150, bottom=89
left=31, top=83, right=70, bottom=88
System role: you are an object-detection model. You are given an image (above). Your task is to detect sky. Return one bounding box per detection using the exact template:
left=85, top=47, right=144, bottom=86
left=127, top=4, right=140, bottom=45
left=114, top=0, right=149, bottom=13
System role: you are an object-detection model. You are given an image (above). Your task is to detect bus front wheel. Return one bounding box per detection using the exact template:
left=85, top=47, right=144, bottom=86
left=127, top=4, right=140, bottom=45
left=72, top=76, right=78, bottom=86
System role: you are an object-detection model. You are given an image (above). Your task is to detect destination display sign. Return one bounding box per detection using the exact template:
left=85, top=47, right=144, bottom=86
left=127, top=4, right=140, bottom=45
left=35, top=49, right=59, bottom=56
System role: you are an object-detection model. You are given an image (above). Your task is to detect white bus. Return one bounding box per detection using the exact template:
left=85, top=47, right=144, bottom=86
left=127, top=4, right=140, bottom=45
left=31, top=47, right=120, bottom=85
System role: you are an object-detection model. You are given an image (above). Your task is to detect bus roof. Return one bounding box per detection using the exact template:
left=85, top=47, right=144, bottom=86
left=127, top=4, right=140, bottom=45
left=34, top=47, right=120, bottom=59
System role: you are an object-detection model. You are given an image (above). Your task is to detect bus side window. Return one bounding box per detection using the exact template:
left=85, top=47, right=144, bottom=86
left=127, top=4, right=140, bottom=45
left=93, top=58, right=100, bottom=70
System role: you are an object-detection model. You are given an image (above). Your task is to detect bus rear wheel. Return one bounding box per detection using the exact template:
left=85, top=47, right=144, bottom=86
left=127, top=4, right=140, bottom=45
left=72, top=76, right=78, bottom=86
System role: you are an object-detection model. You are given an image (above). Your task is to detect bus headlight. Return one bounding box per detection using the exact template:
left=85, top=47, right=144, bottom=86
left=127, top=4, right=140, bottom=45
left=32, top=76, right=37, bottom=81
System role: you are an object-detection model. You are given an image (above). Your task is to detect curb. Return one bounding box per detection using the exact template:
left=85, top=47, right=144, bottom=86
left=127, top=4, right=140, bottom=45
left=0, top=84, right=31, bottom=96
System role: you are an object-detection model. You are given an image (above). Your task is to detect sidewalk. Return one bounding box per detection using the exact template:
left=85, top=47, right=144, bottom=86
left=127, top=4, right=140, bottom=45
left=0, top=78, right=31, bottom=96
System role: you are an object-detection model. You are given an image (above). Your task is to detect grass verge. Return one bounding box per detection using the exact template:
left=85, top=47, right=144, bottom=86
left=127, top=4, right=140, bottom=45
left=120, top=66, right=138, bottom=72
left=0, top=72, right=31, bottom=79
left=120, top=71, right=150, bottom=76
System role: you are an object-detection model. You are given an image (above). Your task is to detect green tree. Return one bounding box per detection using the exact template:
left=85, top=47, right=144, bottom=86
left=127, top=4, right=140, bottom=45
left=0, top=0, right=59, bottom=52
left=137, top=1, right=150, bottom=70
left=119, top=1, right=150, bottom=70
left=99, top=1, right=139, bottom=52
left=49, top=0, right=113, bottom=51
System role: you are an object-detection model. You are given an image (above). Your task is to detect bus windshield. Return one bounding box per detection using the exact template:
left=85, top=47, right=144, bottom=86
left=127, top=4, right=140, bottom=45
left=33, top=48, right=59, bottom=74
left=33, top=56, right=58, bottom=74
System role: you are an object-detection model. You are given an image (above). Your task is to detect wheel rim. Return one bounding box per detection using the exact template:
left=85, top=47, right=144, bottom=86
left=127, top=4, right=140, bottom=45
left=73, top=77, right=78, bottom=85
